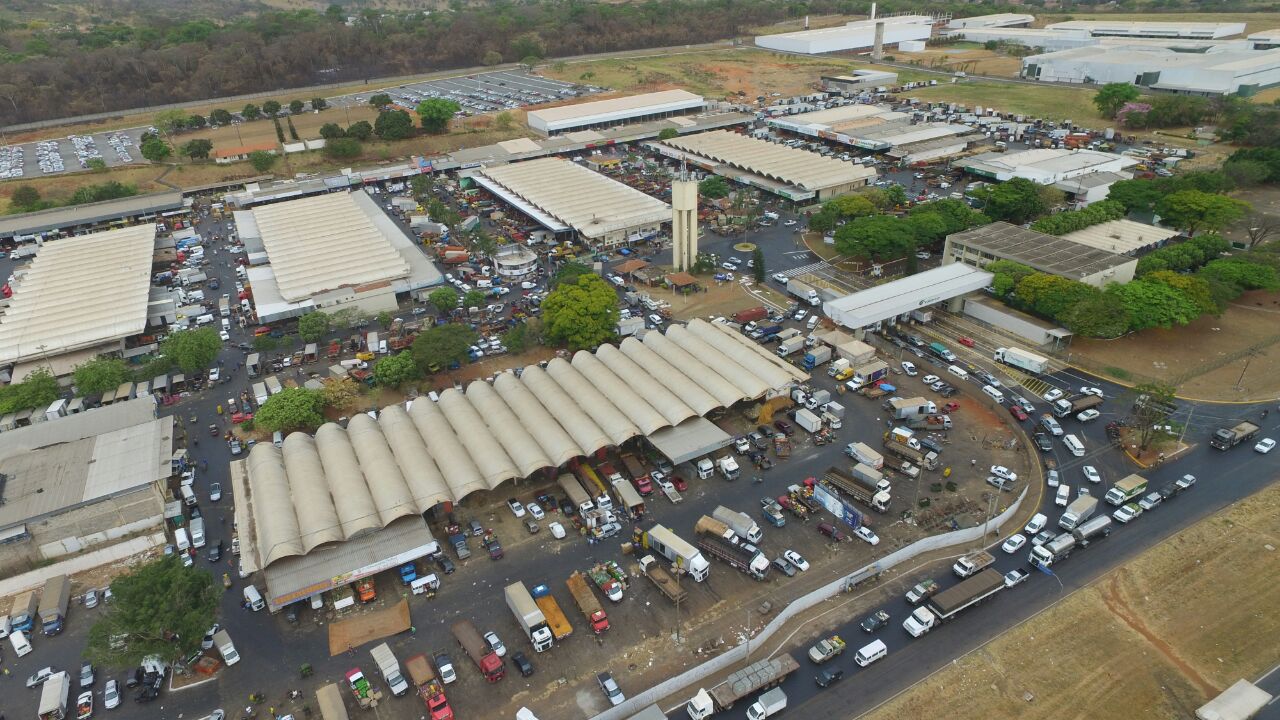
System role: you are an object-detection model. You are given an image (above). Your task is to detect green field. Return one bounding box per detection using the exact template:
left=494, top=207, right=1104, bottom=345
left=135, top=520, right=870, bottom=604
left=897, top=78, right=1108, bottom=126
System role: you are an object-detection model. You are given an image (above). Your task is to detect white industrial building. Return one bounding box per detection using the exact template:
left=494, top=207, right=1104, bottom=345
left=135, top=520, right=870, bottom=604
left=942, top=27, right=1101, bottom=52
left=1043, top=20, right=1247, bottom=40
left=233, top=318, right=805, bottom=608
left=755, top=15, right=934, bottom=55
left=526, top=90, right=706, bottom=136
left=1022, top=45, right=1280, bottom=96
left=824, top=263, right=993, bottom=334
left=492, top=244, right=539, bottom=279
left=1053, top=171, right=1132, bottom=207
left=1250, top=30, right=1280, bottom=50
left=821, top=69, right=899, bottom=95
left=963, top=148, right=1138, bottom=185
left=235, top=190, right=443, bottom=323
left=945, top=13, right=1034, bottom=30
left=475, top=157, right=670, bottom=248
left=944, top=222, right=1138, bottom=287
left=768, top=104, right=975, bottom=157
left=1060, top=219, right=1179, bottom=256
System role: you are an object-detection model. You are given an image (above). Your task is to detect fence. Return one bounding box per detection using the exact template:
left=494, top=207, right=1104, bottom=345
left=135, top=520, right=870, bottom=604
left=591, top=487, right=1028, bottom=720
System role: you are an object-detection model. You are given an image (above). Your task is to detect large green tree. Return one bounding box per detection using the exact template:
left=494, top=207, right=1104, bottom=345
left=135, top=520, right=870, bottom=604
left=699, top=176, right=730, bottom=199
left=373, top=351, right=420, bottom=386
left=73, top=356, right=130, bottom=396
left=1108, top=279, right=1201, bottom=330
left=374, top=109, right=414, bottom=140
left=1058, top=292, right=1130, bottom=338
left=323, top=138, right=362, bottom=159
left=1128, top=382, right=1179, bottom=450
left=369, top=93, right=393, bottom=110
left=346, top=120, right=373, bottom=141
left=1156, top=190, right=1250, bottom=235
left=289, top=99, right=305, bottom=114
left=978, top=178, right=1049, bottom=224
left=1093, top=83, right=1142, bottom=118
left=1107, top=178, right=1164, bottom=214
left=549, top=261, right=592, bottom=290
left=209, top=108, right=233, bottom=125
left=255, top=387, right=326, bottom=433
left=140, top=137, right=171, bottom=162
left=1146, top=270, right=1219, bottom=314
left=416, top=98, right=461, bottom=134
left=262, top=99, right=281, bottom=117
left=428, top=287, right=460, bottom=313
left=162, top=328, right=221, bottom=374
left=249, top=150, right=276, bottom=172
left=541, top=274, right=619, bottom=350
left=84, top=557, right=219, bottom=669
left=834, top=215, right=916, bottom=260
left=752, top=247, right=765, bottom=283
left=986, top=259, right=1036, bottom=299
left=826, top=194, right=876, bottom=219
left=181, top=139, right=214, bottom=160
left=242, top=103, right=261, bottom=120
left=297, top=311, right=331, bottom=342
left=1014, top=273, right=1095, bottom=319
left=319, top=122, right=346, bottom=139
left=0, top=368, right=59, bottom=414
left=412, top=324, right=478, bottom=371
left=462, top=289, right=488, bottom=309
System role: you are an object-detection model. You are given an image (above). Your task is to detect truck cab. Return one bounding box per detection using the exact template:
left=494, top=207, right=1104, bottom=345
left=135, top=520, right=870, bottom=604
left=696, top=458, right=715, bottom=480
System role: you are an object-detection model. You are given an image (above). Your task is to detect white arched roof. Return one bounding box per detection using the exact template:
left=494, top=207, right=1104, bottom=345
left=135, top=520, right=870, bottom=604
left=408, top=400, right=489, bottom=499
left=708, top=319, right=810, bottom=384
left=246, top=445, right=306, bottom=567
left=378, top=405, right=453, bottom=510
left=597, top=343, right=700, bottom=425
left=641, top=331, right=746, bottom=407
left=686, top=318, right=799, bottom=390
left=314, top=424, right=383, bottom=540
left=345, top=414, right=419, bottom=526
left=666, top=324, right=770, bottom=399
left=466, top=380, right=553, bottom=478
left=278, top=435, right=343, bottom=553
left=493, top=372, right=583, bottom=466
left=438, top=388, right=520, bottom=490
left=546, top=358, right=641, bottom=446
left=571, top=351, right=671, bottom=436
left=520, top=364, right=613, bottom=454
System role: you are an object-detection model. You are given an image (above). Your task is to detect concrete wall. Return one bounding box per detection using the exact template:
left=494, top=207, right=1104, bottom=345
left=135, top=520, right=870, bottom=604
left=962, top=297, right=1069, bottom=347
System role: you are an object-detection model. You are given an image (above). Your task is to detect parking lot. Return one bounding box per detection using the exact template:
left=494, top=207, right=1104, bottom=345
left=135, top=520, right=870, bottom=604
left=0, top=127, right=151, bottom=179
left=329, top=69, right=600, bottom=116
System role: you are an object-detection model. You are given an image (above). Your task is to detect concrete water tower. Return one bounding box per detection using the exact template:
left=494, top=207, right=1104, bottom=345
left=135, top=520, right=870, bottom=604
left=671, top=162, right=699, bottom=272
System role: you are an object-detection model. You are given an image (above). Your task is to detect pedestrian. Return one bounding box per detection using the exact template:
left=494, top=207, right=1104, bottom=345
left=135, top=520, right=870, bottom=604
left=970, top=459, right=976, bottom=468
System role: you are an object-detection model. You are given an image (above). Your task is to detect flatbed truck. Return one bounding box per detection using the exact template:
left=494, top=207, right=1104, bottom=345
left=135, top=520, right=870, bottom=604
left=530, top=584, right=573, bottom=642
left=686, top=655, right=799, bottom=719
left=822, top=465, right=890, bottom=513
left=566, top=571, right=610, bottom=634
left=1211, top=421, right=1260, bottom=450
left=639, top=555, right=687, bottom=603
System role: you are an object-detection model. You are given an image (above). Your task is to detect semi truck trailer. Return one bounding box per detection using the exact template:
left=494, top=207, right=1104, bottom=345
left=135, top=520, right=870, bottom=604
left=503, top=583, right=553, bottom=652
left=822, top=465, right=890, bottom=513
left=993, top=347, right=1049, bottom=374
left=903, top=569, right=1005, bottom=637
left=566, top=572, right=609, bottom=634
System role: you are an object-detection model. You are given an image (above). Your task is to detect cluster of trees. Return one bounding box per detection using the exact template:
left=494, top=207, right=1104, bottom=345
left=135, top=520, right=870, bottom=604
left=7, top=180, right=139, bottom=214
left=85, top=557, right=219, bottom=669
left=541, top=273, right=620, bottom=350
left=970, top=178, right=1062, bottom=225
left=1030, top=200, right=1125, bottom=235
left=1224, top=147, right=1280, bottom=187
left=1094, top=82, right=1280, bottom=136
left=0, top=368, right=58, bottom=415
left=1107, top=172, right=1249, bottom=235
left=832, top=198, right=989, bottom=262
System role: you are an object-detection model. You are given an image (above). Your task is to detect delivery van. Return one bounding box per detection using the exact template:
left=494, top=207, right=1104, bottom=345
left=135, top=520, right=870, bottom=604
left=1063, top=434, right=1085, bottom=457
left=854, top=639, right=887, bottom=667
left=9, top=629, right=32, bottom=657
left=243, top=585, right=265, bottom=612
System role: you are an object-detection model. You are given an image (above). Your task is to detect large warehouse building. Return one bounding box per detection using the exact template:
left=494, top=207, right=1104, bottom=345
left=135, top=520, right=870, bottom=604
left=824, top=263, right=994, bottom=335
left=963, top=147, right=1137, bottom=185
left=0, top=224, right=163, bottom=381
left=945, top=13, right=1034, bottom=30
left=944, top=222, right=1138, bottom=287
left=526, top=90, right=706, bottom=136
left=475, top=157, right=671, bottom=248
left=0, top=191, right=185, bottom=244
left=1022, top=44, right=1280, bottom=96
left=754, top=15, right=934, bottom=55
left=1043, top=20, right=1247, bottom=40
left=0, top=399, right=173, bottom=571
left=233, top=319, right=806, bottom=608
left=235, top=190, right=442, bottom=322
left=652, top=130, right=875, bottom=201
left=767, top=104, right=974, bottom=160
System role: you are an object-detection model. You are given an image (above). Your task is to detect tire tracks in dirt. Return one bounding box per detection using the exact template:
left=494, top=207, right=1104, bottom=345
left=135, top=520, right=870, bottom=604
left=1098, top=573, right=1218, bottom=698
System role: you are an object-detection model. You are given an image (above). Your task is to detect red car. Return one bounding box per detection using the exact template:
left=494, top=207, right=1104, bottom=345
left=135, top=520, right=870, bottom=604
left=670, top=474, right=688, bottom=492
left=1008, top=405, right=1029, bottom=421
left=231, top=411, right=254, bottom=424
left=957, top=336, right=975, bottom=348
left=817, top=522, right=847, bottom=542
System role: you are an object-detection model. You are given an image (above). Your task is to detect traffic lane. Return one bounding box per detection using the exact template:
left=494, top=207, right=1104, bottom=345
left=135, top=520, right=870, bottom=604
left=779, top=444, right=1280, bottom=717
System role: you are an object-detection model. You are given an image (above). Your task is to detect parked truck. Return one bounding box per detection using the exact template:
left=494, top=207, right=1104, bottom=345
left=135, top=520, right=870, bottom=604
left=1029, top=533, right=1076, bottom=569
left=732, top=306, right=768, bottom=324
left=694, top=516, right=769, bottom=580
left=10, top=589, right=39, bottom=633
left=883, top=435, right=938, bottom=470
left=776, top=337, right=805, bottom=357
left=642, top=525, right=710, bottom=581
left=882, top=456, right=920, bottom=479
left=802, top=346, right=832, bottom=370
left=589, top=562, right=626, bottom=603
left=638, top=555, right=687, bottom=603
left=1210, top=421, right=1261, bottom=450
left=993, top=347, right=1050, bottom=374
left=1105, top=474, right=1148, bottom=506
left=558, top=473, right=594, bottom=515
left=715, top=456, right=740, bottom=481
left=566, top=572, right=609, bottom=634
left=822, top=465, right=890, bottom=513
left=1052, top=394, right=1104, bottom=418
left=827, top=358, right=852, bottom=380
left=928, top=342, right=957, bottom=362
left=371, top=642, right=410, bottom=696
left=686, top=655, right=800, bottom=719
left=844, top=442, right=883, bottom=469
left=905, top=414, right=952, bottom=431
left=848, top=360, right=889, bottom=388
left=903, top=569, right=1005, bottom=637
left=1059, top=495, right=1099, bottom=531
left=711, top=506, right=763, bottom=543
left=794, top=408, right=823, bottom=433
left=807, top=635, right=847, bottom=664
left=620, top=453, right=654, bottom=496
left=787, top=278, right=821, bottom=306
left=315, top=683, right=351, bottom=720
left=38, top=671, right=70, bottom=720
left=504, top=583, right=553, bottom=652
left=952, top=550, right=995, bottom=578
left=759, top=498, right=786, bottom=527
left=1071, top=515, right=1113, bottom=546
left=39, top=574, right=71, bottom=635
left=747, top=688, right=787, bottom=720
left=888, top=397, right=937, bottom=420
left=213, top=629, right=240, bottom=666
left=530, top=584, right=573, bottom=642
left=451, top=619, right=505, bottom=681
left=405, top=653, right=454, bottom=720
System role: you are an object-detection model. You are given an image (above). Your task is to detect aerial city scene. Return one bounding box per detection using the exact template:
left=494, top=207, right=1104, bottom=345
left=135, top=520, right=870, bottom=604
left=0, top=1, right=1278, bottom=719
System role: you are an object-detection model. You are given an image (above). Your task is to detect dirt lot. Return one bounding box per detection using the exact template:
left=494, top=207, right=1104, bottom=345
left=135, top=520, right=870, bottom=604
left=864, top=477, right=1280, bottom=720
left=1069, top=289, right=1280, bottom=401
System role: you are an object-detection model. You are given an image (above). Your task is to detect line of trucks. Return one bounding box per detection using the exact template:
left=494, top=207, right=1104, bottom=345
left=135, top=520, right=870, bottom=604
left=694, top=508, right=770, bottom=581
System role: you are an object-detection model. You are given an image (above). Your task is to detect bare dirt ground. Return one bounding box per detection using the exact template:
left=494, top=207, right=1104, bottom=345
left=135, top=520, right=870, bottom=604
left=864, top=478, right=1280, bottom=720
left=1068, top=289, right=1280, bottom=401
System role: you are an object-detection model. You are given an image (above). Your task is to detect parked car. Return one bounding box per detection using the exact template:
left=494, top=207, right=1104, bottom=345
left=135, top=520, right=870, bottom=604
left=506, top=499, right=526, bottom=518
left=854, top=526, right=880, bottom=546
left=597, top=672, right=625, bottom=706
left=1001, top=534, right=1026, bottom=553
left=771, top=556, right=797, bottom=577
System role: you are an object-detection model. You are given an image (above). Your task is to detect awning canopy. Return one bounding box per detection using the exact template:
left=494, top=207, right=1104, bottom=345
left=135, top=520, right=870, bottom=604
left=647, top=417, right=733, bottom=465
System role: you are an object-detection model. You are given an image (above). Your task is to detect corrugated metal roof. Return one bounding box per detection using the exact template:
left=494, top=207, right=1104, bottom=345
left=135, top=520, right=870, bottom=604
left=529, top=89, right=704, bottom=124
left=663, top=130, right=875, bottom=192
left=0, top=192, right=182, bottom=238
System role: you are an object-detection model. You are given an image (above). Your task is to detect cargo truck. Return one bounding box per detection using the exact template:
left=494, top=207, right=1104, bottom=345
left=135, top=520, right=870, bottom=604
left=882, top=456, right=920, bottom=479
left=952, top=550, right=994, bottom=578
left=711, top=506, right=763, bottom=543
left=575, top=464, right=612, bottom=511
left=848, top=360, right=889, bottom=388
left=844, top=442, right=883, bottom=469
left=253, top=381, right=269, bottom=407
left=685, top=655, right=799, bottom=719
left=888, top=397, right=937, bottom=420
left=504, top=583, right=553, bottom=652
left=371, top=642, right=410, bottom=696
left=10, top=590, right=39, bottom=632
left=566, top=572, right=609, bottom=634
left=822, top=465, right=890, bottom=513
left=1053, top=394, right=1103, bottom=418
left=732, top=306, right=768, bottom=324
left=558, top=473, right=594, bottom=515
left=38, top=671, right=70, bottom=720
left=747, top=688, right=787, bottom=720
left=905, top=414, right=952, bottom=430
left=776, top=337, right=805, bottom=357
left=903, top=569, right=1005, bottom=637
left=749, top=324, right=782, bottom=341
left=787, top=278, right=821, bottom=306
left=802, top=346, right=832, bottom=370
left=928, top=342, right=956, bottom=362
left=1105, top=474, right=1148, bottom=506
left=213, top=629, right=240, bottom=666
left=883, top=435, right=939, bottom=470
left=715, top=456, right=740, bottom=481
left=1071, top=515, right=1113, bottom=546
left=638, top=555, right=687, bottom=603
left=794, top=408, right=823, bottom=433
left=219, top=295, right=230, bottom=318
left=694, top=516, right=769, bottom=580
left=530, top=584, right=573, bottom=642
left=759, top=498, right=786, bottom=527
left=450, top=619, right=505, bottom=681
left=39, top=574, right=71, bottom=635
left=993, top=347, right=1049, bottom=374
left=1210, top=421, right=1260, bottom=450
left=246, top=353, right=261, bottom=378
left=827, top=358, right=852, bottom=380
left=405, top=653, right=454, bottom=720
left=190, top=516, right=206, bottom=549
left=1029, top=533, right=1076, bottom=569
left=620, top=453, right=654, bottom=496
left=643, top=525, right=710, bottom=581
left=1059, top=495, right=1098, bottom=531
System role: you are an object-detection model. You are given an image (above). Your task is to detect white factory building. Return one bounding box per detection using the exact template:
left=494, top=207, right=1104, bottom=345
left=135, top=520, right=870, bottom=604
left=963, top=148, right=1138, bottom=185
left=1250, top=31, right=1280, bottom=50
left=821, top=69, right=899, bottom=95
left=754, top=15, right=934, bottom=55
left=1043, top=20, right=1247, bottom=40
left=526, top=90, right=706, bottom=136
left=1022, top=45, right=1280, bottom=96
left=945, top=13, right=1034, bottom=30
left=767, top=104, right=974, bottom=160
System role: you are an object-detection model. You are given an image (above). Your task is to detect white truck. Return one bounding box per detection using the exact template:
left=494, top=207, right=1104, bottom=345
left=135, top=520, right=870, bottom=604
left=190, top=516, right=206, bottom=549
left=696, top=458, right=715, bottom=480
left=213, top=629, right=240, bottom=666
left=711, top=506, right=763, bottom=544
left=644, top=524, right=710, bottom=582
left=505, top=582, right=554, bottom=652
left=747, top=688, right=787, bottom=720
left=715, top=456, right=740, bottom=480
left=951, top=550, right=994, bottom=578
left=844, top=442, right=883, bottom=469
left=794, top=408, right=823, bottom=434
left=38, top=671, right=70, bottom=720
left=1059, top=495, right=1099, bottom=531
left=776, top=337, right=805, bottom=357
left=370, top=642, right=410, bottom=696
left=994, top=347, right=1050, bottom=374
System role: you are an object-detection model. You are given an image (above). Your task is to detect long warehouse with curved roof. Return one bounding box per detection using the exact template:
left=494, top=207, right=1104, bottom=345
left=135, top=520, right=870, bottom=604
left=232, top=318, right=807, bottom=609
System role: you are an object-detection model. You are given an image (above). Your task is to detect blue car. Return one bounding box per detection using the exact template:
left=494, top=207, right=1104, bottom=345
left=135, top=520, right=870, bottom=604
left=398, top=562, right=417, bottom=585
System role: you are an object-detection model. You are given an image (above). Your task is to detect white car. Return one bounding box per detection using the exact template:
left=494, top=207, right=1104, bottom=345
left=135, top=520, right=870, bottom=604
left=1046, top=470, right=1060, bottom=487
left=794, top=310, right=807, bottom=321
left=219, top=330, right=230, bottom=341
left=83, top=590, right=99, bottom=609
left=1255, top=438, right=1276, bottom=454
left=548, top=521, right=566, bottom=539
left=520, top=281, right=537, bottom=290
left=989, top=465, right=1017, bottom=482
left=1001, top=534, right=1027, bottom=554
left=525, top=502, right=545, bottom=521
left=1055, top=485, right=1071, bottom=506
left=1079, top=386, right=1104, bottom=397
left=208, top=367, right=220, bottom=383
left=1076, top=409, right=1101, bottom=423
left=1042, top=388, right=1064, bottom=402
left=483, top=631, right=506, bottom=657
left=209, top=482, right=222, bottom=502
left=921, top=374, right=939, bottom=385
left=721, top=262, right=736, bottom=271
left=1004, top=568, right=1030, bottom=588
left=506, top=499, right=525, bottom=518
left=1082, top=466, right=1102, bottom=484
left=783, top=550, right=809, bottom=571
left=784, top=220, right=797, bottom=226
left=854, top=526, right=880, bottom=546
left=103, top=679, right=121, bottom=709
left=1024, top=513, right=1047, bottom=535
left=772, top=273, right=788, bottom=284
left=901, top=361, right=917, bottom=376
left=1112, top=503, right=1142, bottom=524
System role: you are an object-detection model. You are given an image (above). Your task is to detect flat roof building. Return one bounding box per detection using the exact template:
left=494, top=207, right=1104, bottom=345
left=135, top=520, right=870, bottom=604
left=0, top=191, right=185, bottom=243
left=821, top=69, right=900, bottom=95
left=1022, top=45, right=1280, bottom=96
left=963, top=148, right=1138, bottom=185
left=652, top=130, right=875, bottom=201
left=944, top=221, right=1137, bottom=287
left=1249, top=30, right=1280, bottom=50
left=527, top=90, right=706, bottom=136
left=755, top=15, right=934, bottom=55
left=1044, top=20, right=1247, bottom=39
left=824, top=264, right=994, bottom=333
left=1060, top=219, right=1178, bottom=256
left=946, top=13, right=1034, bottom=30
left=769, top=104, right=976, bottom=153
left=474, top=157, right=671, bottom=248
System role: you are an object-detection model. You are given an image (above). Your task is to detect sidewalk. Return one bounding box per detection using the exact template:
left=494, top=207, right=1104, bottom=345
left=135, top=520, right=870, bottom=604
left=0, top=532, right=166, bottom=597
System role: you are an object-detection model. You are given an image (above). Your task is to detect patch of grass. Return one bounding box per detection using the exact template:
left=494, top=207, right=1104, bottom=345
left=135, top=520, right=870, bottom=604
left=904, top=80, right=1107, bottom=126
left=1105, top=366, right=1133, bottom=381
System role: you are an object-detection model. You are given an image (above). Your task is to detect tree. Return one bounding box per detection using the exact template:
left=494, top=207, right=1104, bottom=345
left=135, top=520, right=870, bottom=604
left=255, top=387, right=326, bottom=433
left=84, top=557, right=218, bottom=669
left=242, top=103, right=261, bottom=120
left=1059, top=292, right=1130, bottom=338
left=549, top=261, right=592, bottom=290
left=73, top=356, right=130, bottom=396
left=495, top=111, right=514, bottom=130
left=1146, top=270, right=1219, bottom=314
left=510, top=32, right=545, bottom=61
left=311, top=97, right=328, bottom=111
left=262, top=100, right=281, bottom=117
left=1198, top=258, right=1280, bottom=292
left=1128, top=382, right=1178, bottom=450
left=412, top=324, right=478, bottom=371
left=374, top=109, right=414, bottom=140
left=699, top=176, right=730, bottom=199
left=1014, top=273, right=1095, bottom=319
left=297, top=311, right=331, bottom=342
left=374, top=351, right=420, bottom=386
left=10, top=184, right=41, bottom=210
left=323, top=138, right=362, bottom=159
left=319, top=122, right=346, bottom=139
left=416, top=98, right=460, bottom=134
left=181, top=139, right=214, bottom=160
left=752, top=247, right=765, bottom=283
left=253, top=335, right=279, bottom=352
left=87, top=158, right=107, bottom=171
left=377, top=310, right=394, bottom=329
left=289, top=99, right=305, bottom=114
left=1108, top=279, right=1200, bottom=331
left=462, top=289, right=488, bottom=309
left=154, top=108, right=188, bottom=137
left=986, top=259, right=1036, bottom=299
left=978, top=178, right=1048, bottom=224
left=503, top=319, right=542, bottom=353
left=210, top=108, right=233, bottom=126
left=286, top=116, right=299, bottom=142
left=905, top=212, right=948, bottom=245
left=140, top=137, right=171, bottom=162
left=186, top=114, right=206, bottom=129
left=657, top=128, right=679, bottom=140
left=834, top=215, right=916, bottom=260
left=346, top=120, right=373, bottom=141
left=249, top=150, right=276, bottom=172
left=428, top=287, right=459, bottom=313
left=482, top=50, right=503, bottom=66
left=161, top=328, right=221, bottom=374
left=1156, top=190, right=1250, bottom=235
left=273, top=117, right=286, bottom=144
left=1093, top=83, right=1142, bottom=118
left=1107, top=179, right=1162, bottom=214
left=321, top=376, right=361, bottom=412
left=1244, top=212, right=1280, bottom=249
left=369, top=93, right=393, bottom=110
left=827, top=194, right=877, bottom=219
left=541, top=274, right=619, bottom=350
